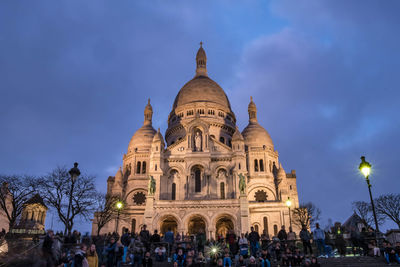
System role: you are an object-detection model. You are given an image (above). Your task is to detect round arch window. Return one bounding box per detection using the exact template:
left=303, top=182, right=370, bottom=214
left=133, top=192, right=146, bottom=205
left=254, top=190, right=267, bottom=202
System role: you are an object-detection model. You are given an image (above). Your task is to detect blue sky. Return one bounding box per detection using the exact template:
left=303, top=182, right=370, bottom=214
left=1, top=0, right=399, bottom=233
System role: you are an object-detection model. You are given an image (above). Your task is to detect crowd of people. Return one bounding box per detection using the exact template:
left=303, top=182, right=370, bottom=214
left=35, top=223, right=400, bottom=266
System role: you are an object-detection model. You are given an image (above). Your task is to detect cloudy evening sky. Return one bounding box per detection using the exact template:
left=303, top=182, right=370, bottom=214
left=1, top=1, right=399, bottom=232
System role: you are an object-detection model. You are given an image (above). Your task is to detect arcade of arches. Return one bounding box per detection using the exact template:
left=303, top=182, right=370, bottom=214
left=158, top=214, right=235, bottom=239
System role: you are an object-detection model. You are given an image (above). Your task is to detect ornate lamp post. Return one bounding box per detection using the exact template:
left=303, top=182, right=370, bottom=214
left=66, top=162, right=80, bottom=235
left=359, top=156, right=380, bottom=237
left=115, top=201, right=123, bottom=234
left=286, top=198, right=292, bottom=229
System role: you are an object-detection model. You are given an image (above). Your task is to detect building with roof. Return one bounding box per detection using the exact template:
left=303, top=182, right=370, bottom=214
left=92, top=44, right=300, bottom=238
left=16, top=194, right=47, bottom=231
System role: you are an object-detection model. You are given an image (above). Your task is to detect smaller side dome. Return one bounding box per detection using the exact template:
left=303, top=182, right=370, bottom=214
left=242, top=97, right=274, bottom=149
left=128, top=99, right=157, bottom=152
left=152, top=128, right=165, bottom=146
left=232, top=126, right=244, bottom=142
left=278, top=163, right=286, bottom=178
left=115, top=167, right=123, bottom=182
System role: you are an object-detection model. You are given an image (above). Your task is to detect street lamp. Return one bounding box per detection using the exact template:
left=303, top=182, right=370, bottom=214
left=66, top=162, right=80, bottom=235
left=286, top=198, right=292, bottom=229
left=359, top=156, right=380, bottom=237
left=115, top=201, right=123, bottom=234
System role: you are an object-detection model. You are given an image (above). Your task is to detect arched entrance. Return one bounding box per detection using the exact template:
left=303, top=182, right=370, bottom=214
left=216, top=216, right=234, bottom=237
left=160, top=216, right=178, bottom=234
left=188, top=215, right=206, bottom=235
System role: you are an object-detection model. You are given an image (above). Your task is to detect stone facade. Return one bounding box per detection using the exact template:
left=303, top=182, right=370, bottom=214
left=16, top=194, right=48, bottom=231
left=92, top=44, right=300, bottom=238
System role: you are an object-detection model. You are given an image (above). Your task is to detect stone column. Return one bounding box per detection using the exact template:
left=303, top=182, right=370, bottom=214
left=239, top=193, right=250, bottom=234
left=144, top=195, right=155, bottom=232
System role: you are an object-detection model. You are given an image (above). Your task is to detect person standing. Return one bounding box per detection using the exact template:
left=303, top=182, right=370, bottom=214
left=74, top=243, right=89, bottom=267
left=287, top=227, right=296, bottom=249
left=277, top=225, right=287, bottom=242
left=105, top=236, right=117, bottom=267
left=42, top=230, right=55, bottom=267
left=313, top=223, right=326, bottom=257
left=248, top=227, right=260, bottom=257
left=121, top=229, right=131, bottom=263
left=140, top=225, right=150, bottom=252
left=86, top=243, right=98, bottom=267
left=164, top=227, right=174, bottom=256
left=300, top=226, right=313, bottom=255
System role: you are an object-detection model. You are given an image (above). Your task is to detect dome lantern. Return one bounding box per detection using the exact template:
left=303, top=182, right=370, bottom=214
left=195, top=42, right=207, bottom=77
left=248, top=96, right=257, bottom=123
left=144, top=98, right=153, bottom=126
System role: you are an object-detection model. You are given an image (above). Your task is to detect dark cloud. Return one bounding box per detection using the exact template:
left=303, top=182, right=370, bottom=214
left=0, top=1, right=399, bottom=231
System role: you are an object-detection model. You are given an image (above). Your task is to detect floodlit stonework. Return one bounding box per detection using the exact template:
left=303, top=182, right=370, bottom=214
left=92, top=44, right=300, bottom=238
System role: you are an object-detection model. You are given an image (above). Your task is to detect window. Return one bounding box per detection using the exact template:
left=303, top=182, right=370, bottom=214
left=219, top=137, right=225, bottom=144
left=274, top=225, right=278, bottom=236
left=254, top=159, right=259, bottom=172
left=228, top=139, right=232, bottom=147
left=136, top=162, right=141, bottom=174
left=208, top=109, right=215, bottom=115
left=195, top=168, right=201, bottom=193
left=187, top=110, right=194, bottom=116
left=238, top=163, right=241, bottom=170
left=172, top=183, right=176, bottom=200
left=289, top=185, right=292, bottom=190
left=155, top=164, right=157, bottom=171
left=218, top=111, right=225, bottom=117
left=133, top=192, right=146, bottom=205
left=263, top=217, right=268, bottom=235
left=142, top=162, right=146, bottom=174
left=220, top=182, right=225, bottom=199
left=260, top=159, right=264, bottom=172
left=254, top=190, right=267, bottom=202
left=197, top=109, right=204, bottom=114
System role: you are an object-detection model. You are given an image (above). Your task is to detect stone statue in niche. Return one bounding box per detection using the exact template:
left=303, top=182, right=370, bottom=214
left=169, top=170, right=179, bottom=180
left=217, top=169, right=227, bottom=179
left=238, top=173, right=246, bottom=195
left=194, top=131, right=202, bottom=151
left=148, top=175, right=156, bottom=195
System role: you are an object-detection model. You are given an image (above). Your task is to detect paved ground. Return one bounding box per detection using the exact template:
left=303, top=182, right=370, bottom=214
left=119, top=255, right=390, bottom=267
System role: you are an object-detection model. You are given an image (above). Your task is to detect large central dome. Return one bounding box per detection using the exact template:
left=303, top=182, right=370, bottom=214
left=171, top=43, right=232, bottom=113
left=172, top=75, right=231, bottom=110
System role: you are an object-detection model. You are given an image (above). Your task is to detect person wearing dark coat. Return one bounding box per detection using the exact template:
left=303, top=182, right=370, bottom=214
left=300, top=226, right=313, bottom=255
left=248, top=227, right=260, bottom=257
left=105, top=236, right=117, bottom=267
left=42, top=230, right=55, bottom=267
left=277, top=225, right=287, bottom=241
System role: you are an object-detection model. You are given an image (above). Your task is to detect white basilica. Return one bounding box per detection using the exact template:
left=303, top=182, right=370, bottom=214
left=92, top=44, right=300, bottom=238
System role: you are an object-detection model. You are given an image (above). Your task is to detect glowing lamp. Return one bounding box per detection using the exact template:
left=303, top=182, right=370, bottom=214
left=359, top=156, right=371, bottom=178
left=116, top=201, right=123, bottom=210
left=286, top=199, right=292, bottom=208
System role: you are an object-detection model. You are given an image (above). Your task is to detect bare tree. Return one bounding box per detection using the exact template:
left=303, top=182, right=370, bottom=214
left=352, top=201, right=385, bottom=229
left=0, top=175, right=37, bottom=229
left=93, top=193, right=121, bottom=235
left=375, top=194, right=400, bottom=229
left=292, top=202, right=321, bottom=229
left=38, top=167, right=97, bottom=235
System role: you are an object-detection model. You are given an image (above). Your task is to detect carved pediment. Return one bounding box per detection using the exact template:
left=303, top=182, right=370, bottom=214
left=210, top=139, right=232, bottom=153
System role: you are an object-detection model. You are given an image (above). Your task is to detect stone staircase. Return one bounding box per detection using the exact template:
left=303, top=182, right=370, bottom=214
left=317, top=256, right=388, bottom=267
left=146, top=256, right=389, bottom=267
